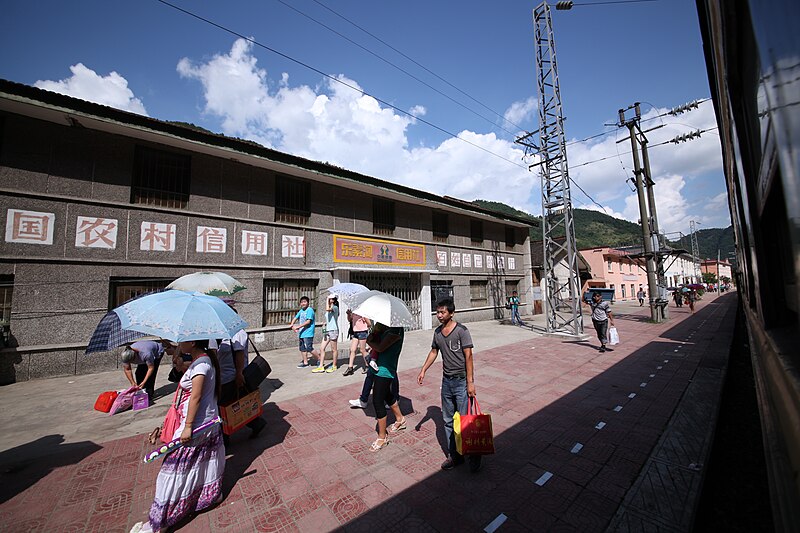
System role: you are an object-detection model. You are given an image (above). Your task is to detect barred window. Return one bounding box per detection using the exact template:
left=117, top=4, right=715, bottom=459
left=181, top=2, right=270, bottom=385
left=431, top=280, right=454, bottom=308
left=131, top=146, right=191, bottom=208
left=263, top=279, right=318, bottom=326
left=432, top=212, right=449, bottom=242
left=373, top=198, right=395, bottom=235
left=470, top=280, right=488, bottom=306
left=275, top=175, right=310, bottom=225
left=470, top=220, right=484, bottom=244
left=0, top=275, right=13, bottom=347
left=505, top=226, right=516, bottom=249
left=109, top=277, right=171, bottom=308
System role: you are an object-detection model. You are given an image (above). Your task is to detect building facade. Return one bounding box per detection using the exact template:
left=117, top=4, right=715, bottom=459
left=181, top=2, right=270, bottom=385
left=0, top=80, right=533, bottom=383
left=579, top=247, right=649, bottom=302
left=700, top=259, right=732, bottom=282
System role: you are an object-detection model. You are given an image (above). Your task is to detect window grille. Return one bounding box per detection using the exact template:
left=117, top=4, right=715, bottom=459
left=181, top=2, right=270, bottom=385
left=0, top=276, right=13, bottom=346
left=109, top=278, right=171, bottom=309
left=621, top=284, right=626, bottom=298
left=431, top=280, right=454, bottom=308
left=607, top=260, right=613, bottom=272
left=263, top=279, right=318, bottom=326
left=505, top=226, right=516, bottom=249
left=275, top=175, right=310, bottom=225
left=470, top=220, right=484, bottom=244
left=432, top=212, right=449, bottom=242
left=131, top=146, right=190, bottom=208
left=373, top=198, right=395, bottom=235
left=470, top=280, right=488, bottom=306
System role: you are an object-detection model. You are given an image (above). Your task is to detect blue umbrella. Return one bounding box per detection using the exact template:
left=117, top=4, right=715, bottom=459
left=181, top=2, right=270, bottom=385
left=113, top=290, right=248, bottom=342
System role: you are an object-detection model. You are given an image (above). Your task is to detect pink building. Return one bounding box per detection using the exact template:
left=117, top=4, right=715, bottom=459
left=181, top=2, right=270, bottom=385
left=580, top=247, right=650, bottom=302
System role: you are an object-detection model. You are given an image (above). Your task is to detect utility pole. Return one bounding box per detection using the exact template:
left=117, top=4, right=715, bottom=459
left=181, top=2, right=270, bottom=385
left=515, top=1, right=584, bottom=338
left=689, top=220, right=701, bottom=282
left=619, top=103, right=662, bottom=323
left=639, top=120, right=668, bottom=319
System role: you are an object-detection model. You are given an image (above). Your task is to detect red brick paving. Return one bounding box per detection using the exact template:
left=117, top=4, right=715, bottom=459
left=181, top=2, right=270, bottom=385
left=0, top=294, right=736, bottom=532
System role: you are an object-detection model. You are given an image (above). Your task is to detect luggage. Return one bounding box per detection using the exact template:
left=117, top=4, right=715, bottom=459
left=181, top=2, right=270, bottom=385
left=94, top=390, right=119, bottom=413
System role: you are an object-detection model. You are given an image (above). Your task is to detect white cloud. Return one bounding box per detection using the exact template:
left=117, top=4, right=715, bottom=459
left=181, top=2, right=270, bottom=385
left=177, top=39, right=536, bottom=212
left=503, top=96, right=537, bottom=130
left=34, top=63, right=147, bottom=115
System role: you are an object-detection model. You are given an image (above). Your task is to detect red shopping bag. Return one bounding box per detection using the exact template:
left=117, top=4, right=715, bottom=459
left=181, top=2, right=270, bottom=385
left=454, top=397, right=495, bottom=456
left=94, top=391, right=119, bottom=413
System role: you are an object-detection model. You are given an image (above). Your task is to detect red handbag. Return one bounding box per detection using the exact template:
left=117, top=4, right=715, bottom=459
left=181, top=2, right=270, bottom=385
left=454, top=397, right=495, bottom=456
left=161, top=387, right=186, bottom=444
left=94, top=391, right=119, bottom=413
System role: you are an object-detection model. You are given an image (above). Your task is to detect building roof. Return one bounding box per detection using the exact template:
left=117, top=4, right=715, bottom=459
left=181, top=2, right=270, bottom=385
left=0, top=78, right=536, bottom=228
left=530, top=237, right=591, bottom=272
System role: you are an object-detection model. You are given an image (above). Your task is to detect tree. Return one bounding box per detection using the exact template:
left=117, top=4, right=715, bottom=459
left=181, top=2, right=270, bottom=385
left=702, top=271, right=718, bottom=284
left=720, top=275, right=731, bottom=284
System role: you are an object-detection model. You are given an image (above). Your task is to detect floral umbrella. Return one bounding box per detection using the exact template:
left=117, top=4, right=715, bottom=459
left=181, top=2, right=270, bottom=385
left=322, top=282, right=369, bottom=305
left=349, top=290, right=415, bottom=328
left=113, top=290, right=247, bottom=342
left=167, top=272, right=246, bottom=297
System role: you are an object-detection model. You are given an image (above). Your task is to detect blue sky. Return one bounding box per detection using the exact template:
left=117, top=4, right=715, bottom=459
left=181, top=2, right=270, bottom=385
left=0, top=0, right=730, bottom=234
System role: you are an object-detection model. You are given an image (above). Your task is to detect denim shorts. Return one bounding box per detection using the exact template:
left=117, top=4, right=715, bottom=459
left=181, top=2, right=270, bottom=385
left=353, top=330, right=368, bottom=340
left=298, top=337, right=314, bottom=352
left=324, top=330, right=339, bottom=341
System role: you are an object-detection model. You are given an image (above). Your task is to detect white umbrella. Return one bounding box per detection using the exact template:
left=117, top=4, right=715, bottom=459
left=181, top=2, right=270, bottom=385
left=167, top=272, right=245, bottom=297
left=349, top=290, right=415, bottom=328
left=323, top=282, right=369, bottom=305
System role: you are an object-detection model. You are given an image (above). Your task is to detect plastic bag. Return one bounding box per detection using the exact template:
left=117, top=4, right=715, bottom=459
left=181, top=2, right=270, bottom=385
left=608, top=326, right=620, bottom=345
left=108, top=386, right=137, bottom=415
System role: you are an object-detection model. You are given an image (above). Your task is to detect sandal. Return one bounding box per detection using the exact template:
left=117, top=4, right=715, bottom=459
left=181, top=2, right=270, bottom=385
left=369, top=437, right=389, bottom=452
left=148, top=427, right=161, bottom=445
left=389, top=418, right=407, bottom=433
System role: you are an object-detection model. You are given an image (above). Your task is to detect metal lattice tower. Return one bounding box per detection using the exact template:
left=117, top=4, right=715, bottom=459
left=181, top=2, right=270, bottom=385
left=516, top=2, right=583, bottom=336
left=689, top=220, right=701, bottom=281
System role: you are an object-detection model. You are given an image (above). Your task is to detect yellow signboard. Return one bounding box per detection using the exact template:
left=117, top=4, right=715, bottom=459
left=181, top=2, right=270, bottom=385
left=333, top=235, right=426, bottom=267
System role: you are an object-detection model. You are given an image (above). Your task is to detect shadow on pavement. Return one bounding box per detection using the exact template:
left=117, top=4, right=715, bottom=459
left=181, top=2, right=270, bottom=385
left=0, top=435, right=102, bottom=504
left=338, top=294, right=736, bottom=531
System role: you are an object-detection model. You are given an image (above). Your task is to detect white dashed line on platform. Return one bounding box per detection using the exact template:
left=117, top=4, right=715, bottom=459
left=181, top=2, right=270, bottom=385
left=614, top=405, right=623, bottom=412
left=628, top=393, right=636, bottom=399
left=595, top=421, right=607, bottom=429
left=535, top=472, right=554, bottom=486
left=571, top=443, right=583, bottom=454
left=485, top=513, right=508, bottom=533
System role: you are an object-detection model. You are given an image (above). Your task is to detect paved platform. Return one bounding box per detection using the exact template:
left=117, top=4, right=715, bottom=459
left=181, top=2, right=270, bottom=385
left=0, top=293, right=736, bottom=532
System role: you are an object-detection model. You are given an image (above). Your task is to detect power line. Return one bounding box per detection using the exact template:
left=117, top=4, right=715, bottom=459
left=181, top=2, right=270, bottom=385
left=308, top=0, right=528, bottom=133
left=271, top=0, right=520, bottom=137
left=153, top=0, right=526, bottom=172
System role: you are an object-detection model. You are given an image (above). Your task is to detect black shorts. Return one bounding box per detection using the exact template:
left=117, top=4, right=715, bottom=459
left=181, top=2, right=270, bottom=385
left=372, top=375, right=397, bottom=419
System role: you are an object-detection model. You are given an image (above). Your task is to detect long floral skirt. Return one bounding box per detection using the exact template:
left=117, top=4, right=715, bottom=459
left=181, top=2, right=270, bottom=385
left=148, top=426, right=225, bottom=531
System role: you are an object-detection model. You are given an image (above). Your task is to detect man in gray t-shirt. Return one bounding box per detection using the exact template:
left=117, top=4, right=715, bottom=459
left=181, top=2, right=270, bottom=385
left=418, top=298, right=481, bottom=473
left=583, top=291, right=615, bottom=352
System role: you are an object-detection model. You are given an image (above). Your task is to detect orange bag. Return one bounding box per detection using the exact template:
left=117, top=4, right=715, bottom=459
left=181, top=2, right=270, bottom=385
left=454, top=397, right=495, bottom=456
left=220, top=389, right=263, bottom=435
left=94, top=391, right=119, bottom=413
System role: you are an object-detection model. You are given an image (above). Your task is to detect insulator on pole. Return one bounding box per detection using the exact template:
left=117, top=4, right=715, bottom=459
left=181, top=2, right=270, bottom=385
left=555, top=1, right=574, bottom=10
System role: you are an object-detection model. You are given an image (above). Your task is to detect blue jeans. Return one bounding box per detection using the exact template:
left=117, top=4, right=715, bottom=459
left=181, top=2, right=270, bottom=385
left=359, top=369, right=399, bottom=404
left=441, top=375, right=469, bottom=458
left=511, top=307, right=523, bottom=325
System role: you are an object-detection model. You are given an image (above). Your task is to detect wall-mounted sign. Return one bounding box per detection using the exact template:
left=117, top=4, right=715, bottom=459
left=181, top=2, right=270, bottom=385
left=242, top=230, right=269, bottom=256
left=436, top=250, right=447, bottom=267
left=282, top=235, right=305, bottom=258
left=5, top=209, right=55, bottom=245
left=333, top=234, right=425, bottom=267
left=140, top=222, right=175, bottom=252
left=196, top=226, right=227, bottom=253
left=76, top=216, right=117, bottom=248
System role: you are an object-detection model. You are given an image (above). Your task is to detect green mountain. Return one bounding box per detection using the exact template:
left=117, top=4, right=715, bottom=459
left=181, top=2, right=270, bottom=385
left=472, top=199, right=734, bottom=259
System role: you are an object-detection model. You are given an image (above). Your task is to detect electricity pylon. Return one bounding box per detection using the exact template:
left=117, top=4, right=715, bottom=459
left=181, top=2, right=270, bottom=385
left=516, top=1, right=584, bottom=337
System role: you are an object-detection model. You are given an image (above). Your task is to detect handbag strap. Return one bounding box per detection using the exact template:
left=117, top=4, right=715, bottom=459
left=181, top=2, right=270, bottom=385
left=467, top=396, right=482, bottom=416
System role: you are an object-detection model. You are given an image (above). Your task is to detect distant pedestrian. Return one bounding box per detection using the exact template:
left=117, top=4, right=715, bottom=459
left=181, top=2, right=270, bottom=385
left=686, top=290, right=696, bottom=314
left=313, top=296, right=340, bottom=373
left=121, top=340, right=165, bottom=403
left=342, top=310, right=370, bottom=376
left=417, top=298, right=481, bottom=473
left=673, top=290, right=683, bottom=308
left=289, top=296, right=317, bottom=368
left=583, top=291, right=615, bottom=353
left=637, top=286, right=646, bottom=306
left=508, top=290, right=524, bottom=326
left=365, top=322, right=406, bottom=452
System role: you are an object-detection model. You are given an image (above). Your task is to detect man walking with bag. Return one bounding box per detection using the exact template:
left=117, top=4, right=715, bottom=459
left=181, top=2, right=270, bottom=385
left=583, top=291, right=615, bottom=352
left=417, top=298, right=481, bottom=473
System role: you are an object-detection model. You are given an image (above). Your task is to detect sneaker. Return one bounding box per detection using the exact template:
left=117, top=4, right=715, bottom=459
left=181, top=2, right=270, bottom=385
left=297, top=362, right=310, bottom=368
left=468, top=455, right=482, bottom=473
left=325, top=365, right=337, bottom=373
left=440, top=455, right=464, bottom=470
left=311, top=366, right=326, bottom=373
left=599, top=346, right=606, bottom=353
left=342, top=366, right=355, bottom=376
left=349, top=399, right=368, bottom=409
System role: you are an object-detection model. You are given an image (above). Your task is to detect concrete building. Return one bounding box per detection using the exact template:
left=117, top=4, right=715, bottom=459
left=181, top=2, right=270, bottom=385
left=700, top=259, right=732, bottom=282
left=579, top=247, right=649, bottom=302
left=0, top=80, right=533, bottom=383
left=665, top=253, right=702, bottom=287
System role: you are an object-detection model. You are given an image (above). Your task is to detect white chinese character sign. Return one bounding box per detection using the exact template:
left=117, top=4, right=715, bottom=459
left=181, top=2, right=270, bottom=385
left=451, top=252, right=461, bottom=267
left=474, top=254, right=483, bottom=268
left=498, top=256, right=505, bottom=269
left=436, top=250, right=447, bottom=267
left=281, top=235, right=306, bottom=258
left=486, top=255, right=495, bottom=269
left=140, top=222, right=176, bottom=252
left=196, top=226, right=227, bottom=253
left=5, top=209, right=55, bottom=245
left=463, top=253, right=471, bottom=268
left=242, top=230, right=269, bottom=256
left=75, top=216, right=117, bottom=248
left=508, top=257, right=516, bottom=270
